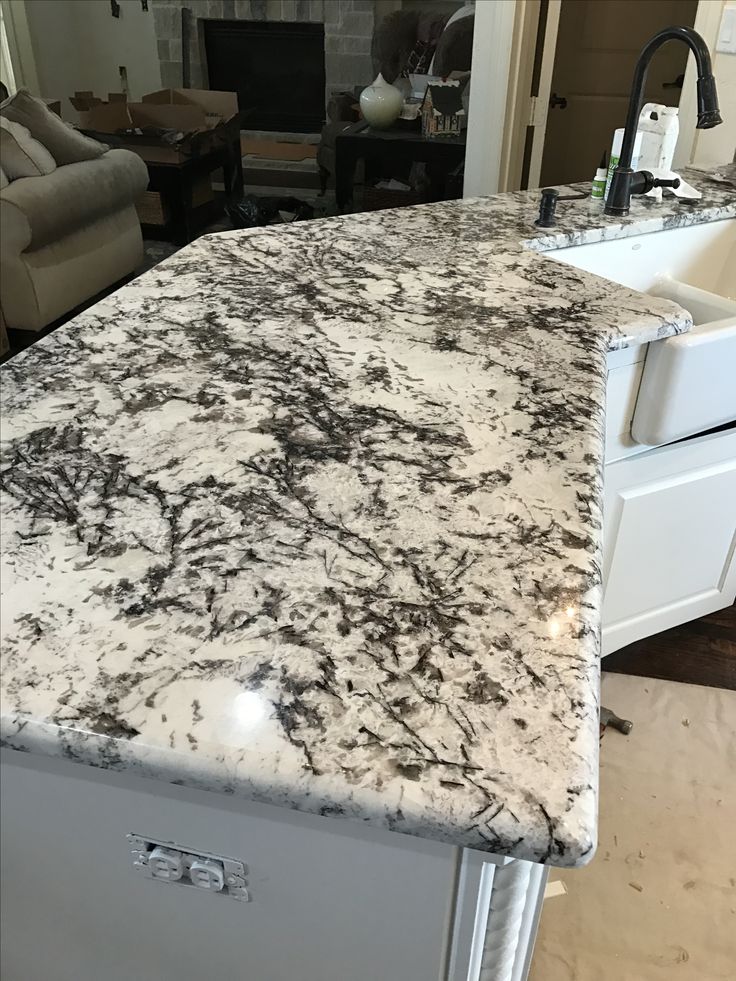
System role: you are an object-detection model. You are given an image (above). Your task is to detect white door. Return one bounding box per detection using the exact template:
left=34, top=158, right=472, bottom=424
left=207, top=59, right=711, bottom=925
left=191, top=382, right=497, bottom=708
left=529, top=0, right=698, bottom=188
left=602, top=429, right=736, bottom=656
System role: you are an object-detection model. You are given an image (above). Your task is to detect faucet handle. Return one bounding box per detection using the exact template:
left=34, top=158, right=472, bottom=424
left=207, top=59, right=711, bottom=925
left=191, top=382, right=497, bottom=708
left=631, top=171, right=682, bottom=195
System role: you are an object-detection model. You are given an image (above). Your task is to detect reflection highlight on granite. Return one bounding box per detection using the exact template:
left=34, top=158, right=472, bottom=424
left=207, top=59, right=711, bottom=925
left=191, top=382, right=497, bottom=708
left=1, top=168, right=734, bottom=866
left=233, top=692, right=268, bottom=730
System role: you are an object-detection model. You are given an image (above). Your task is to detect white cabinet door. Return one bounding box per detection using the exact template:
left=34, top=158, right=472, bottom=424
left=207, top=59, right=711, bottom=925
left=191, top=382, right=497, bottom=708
left=602, top=429, right=736, bottom=655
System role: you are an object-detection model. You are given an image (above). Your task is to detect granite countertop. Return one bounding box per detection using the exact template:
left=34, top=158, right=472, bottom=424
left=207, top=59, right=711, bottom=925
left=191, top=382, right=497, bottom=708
left=2, top=169, right=734, bottom=866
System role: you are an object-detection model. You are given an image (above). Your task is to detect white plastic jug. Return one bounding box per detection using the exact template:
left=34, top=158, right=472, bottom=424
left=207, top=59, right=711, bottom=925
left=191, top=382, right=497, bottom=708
left=637, top=103, right=680, bottom=201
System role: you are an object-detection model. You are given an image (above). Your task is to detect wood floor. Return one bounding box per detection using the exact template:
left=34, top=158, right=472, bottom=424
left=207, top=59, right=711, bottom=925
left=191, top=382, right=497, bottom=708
left=603, top=605, right=736, bottom=691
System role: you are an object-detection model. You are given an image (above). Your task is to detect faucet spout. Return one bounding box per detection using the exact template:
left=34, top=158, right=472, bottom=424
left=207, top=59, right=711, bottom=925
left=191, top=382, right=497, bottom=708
left=696, top=73, right=722, bottom=129
left=605, top=25, right=722, bottom=217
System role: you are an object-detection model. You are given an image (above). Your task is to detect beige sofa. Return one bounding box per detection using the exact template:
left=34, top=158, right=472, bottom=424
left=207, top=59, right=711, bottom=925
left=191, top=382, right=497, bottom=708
left=0, top=148, right=148, bottom=332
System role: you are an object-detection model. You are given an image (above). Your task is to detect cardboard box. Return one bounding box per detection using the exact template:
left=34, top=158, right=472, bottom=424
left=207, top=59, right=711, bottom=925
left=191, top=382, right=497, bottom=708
left=142, top=88, right=238, bottom=129
left=70, top=91, right=126, bottom=112
left=72, top=88, right=240, bottom=165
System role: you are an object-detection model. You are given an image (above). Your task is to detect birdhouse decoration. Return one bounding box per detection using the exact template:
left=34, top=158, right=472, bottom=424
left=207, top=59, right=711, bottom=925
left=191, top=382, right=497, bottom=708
left=421, top=80, right=466, bottom=138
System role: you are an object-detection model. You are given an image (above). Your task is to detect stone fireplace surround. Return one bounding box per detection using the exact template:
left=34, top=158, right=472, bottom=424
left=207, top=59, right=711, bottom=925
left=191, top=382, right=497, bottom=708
left=152, top=0, right=378, bottom=118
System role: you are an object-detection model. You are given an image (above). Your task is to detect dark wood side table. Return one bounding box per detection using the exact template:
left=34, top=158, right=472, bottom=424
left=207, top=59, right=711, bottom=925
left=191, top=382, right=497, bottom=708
left=334, top=121, right=466, bottom=212
left=142, top=141, right=244, bottom=245
left=0, top=309, right=9, bottom=360
left=82, top=124, right=244, bottom=245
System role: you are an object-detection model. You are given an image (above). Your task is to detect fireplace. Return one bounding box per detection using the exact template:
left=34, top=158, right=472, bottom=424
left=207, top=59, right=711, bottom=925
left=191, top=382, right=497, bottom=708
left=203, top=20, right=326, bottom=134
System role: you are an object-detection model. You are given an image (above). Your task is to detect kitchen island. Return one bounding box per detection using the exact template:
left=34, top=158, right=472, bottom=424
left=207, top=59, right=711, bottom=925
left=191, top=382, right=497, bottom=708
left=2, top=170, right=734, bottom=981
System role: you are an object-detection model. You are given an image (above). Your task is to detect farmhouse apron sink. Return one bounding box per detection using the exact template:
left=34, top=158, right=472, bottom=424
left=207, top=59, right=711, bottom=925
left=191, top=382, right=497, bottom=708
left=551, top=218, right=736, bottom=446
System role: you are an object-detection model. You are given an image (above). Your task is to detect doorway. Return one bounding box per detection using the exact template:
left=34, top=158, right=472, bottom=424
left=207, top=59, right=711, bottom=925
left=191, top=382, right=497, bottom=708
left=539, top=0, right=698, bottom=187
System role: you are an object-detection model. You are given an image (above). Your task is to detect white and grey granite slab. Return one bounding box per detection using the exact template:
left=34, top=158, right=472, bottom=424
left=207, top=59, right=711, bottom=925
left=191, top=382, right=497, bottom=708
left=2, top=170, right=734, bottom=866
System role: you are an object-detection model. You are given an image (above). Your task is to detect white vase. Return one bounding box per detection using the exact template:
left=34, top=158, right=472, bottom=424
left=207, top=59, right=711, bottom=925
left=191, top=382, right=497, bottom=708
left=360, top=74, right=404, bottom=129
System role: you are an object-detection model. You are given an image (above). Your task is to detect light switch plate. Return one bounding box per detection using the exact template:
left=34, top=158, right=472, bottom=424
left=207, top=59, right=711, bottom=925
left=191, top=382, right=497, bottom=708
left=127, top=834, right=250, bottom=901
left=716, top=4, right=736, bottom=54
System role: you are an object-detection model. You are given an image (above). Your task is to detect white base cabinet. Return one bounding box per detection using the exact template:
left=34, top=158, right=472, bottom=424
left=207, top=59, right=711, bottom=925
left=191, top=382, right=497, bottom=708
left=602, top=428, right=736, bottom=655
left=0, top=750, right=547, bottom=981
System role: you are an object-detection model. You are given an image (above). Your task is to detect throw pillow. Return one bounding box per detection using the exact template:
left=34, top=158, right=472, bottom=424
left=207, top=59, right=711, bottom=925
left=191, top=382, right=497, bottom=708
left=0, top=116, right=57, bottom=179
left=0, top=164, right=8, bottom=189
left=0, top=89, right=107, bottom=165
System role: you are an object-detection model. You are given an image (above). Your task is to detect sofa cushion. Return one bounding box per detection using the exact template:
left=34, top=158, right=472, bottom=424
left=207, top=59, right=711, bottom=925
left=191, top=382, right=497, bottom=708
left=1, top=207, right=143, bottom=331
left=0, top=116, right=57, bottom=179
left=0, top=148, right=149, bottom=251
left=0, top=89, right=107, bottom=165
left=0, top=165, right=8, bottom=189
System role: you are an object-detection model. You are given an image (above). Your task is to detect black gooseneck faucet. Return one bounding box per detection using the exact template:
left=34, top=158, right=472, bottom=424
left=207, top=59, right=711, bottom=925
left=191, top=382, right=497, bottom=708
left=605, top=25, right=723, bottom=217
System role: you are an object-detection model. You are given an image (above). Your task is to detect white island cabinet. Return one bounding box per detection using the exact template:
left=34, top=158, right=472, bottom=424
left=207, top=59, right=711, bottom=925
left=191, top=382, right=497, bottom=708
left=1, top=751, right=546, bottom=981
left=3, top=171, right=734, bottom=981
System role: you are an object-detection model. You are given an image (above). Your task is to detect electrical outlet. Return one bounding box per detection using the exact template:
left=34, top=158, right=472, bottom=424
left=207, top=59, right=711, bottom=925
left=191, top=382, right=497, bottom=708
left=148, top=846, right=185, bottom=882
left=189, top=859, right=225, bottom=892
left=127, top=835, right=249, bottom=902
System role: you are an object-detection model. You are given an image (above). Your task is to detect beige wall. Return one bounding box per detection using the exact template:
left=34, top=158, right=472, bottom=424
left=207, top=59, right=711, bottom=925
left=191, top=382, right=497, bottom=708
left=23, top=0, right=161, bottom=118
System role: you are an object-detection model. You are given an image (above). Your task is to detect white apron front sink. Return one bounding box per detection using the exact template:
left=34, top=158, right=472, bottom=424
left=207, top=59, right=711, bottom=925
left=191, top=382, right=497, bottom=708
left=550, top=217, right=735, bottom=297
left=551, top=218, right=736, bottom=445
